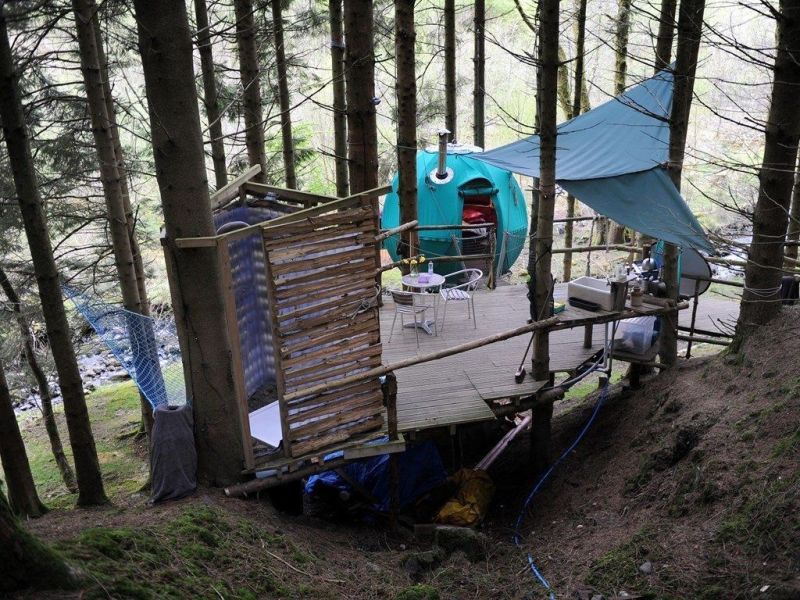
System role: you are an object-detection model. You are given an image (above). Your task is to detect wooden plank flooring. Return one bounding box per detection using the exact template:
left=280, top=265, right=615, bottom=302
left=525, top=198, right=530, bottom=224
left=382, top=283, right=739, bottom=433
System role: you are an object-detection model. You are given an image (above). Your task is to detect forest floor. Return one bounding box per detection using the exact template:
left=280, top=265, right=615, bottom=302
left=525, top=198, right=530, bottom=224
left=10, top=308, right=798, bottom=600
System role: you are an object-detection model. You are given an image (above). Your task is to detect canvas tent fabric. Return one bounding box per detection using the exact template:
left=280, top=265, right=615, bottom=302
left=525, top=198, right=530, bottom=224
left=472, top=69, right=712, bottom=253
left=382, top=150, right=528, bottom=274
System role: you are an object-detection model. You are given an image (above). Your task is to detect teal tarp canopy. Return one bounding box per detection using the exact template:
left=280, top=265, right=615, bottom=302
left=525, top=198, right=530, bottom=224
left=472, top=69, right=713, bottom=253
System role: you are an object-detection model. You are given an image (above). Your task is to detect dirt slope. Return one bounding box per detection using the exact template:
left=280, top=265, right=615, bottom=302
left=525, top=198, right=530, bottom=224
left=17, top=310, right=800, bottom=600
left=488, top=306, right=800, bottom=599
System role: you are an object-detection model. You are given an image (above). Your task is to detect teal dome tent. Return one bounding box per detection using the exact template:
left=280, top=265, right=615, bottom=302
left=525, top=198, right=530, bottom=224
left=382, top=148, right=528, bottom=275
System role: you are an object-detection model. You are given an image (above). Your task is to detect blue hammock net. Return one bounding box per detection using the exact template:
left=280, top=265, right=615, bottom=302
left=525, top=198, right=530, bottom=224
left=64, top=286, right=186, bottom=408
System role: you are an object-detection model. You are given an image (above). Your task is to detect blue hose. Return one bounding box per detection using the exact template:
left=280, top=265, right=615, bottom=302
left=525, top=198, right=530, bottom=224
left=513, top=376, right=611, bottom=599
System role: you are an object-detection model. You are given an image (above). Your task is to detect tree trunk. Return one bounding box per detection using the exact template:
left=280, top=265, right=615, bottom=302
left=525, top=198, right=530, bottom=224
left=134, top=0, right=244, bottom=485
left=194, top=0, right=228, bottom=190
left=556, top=45, right=573, bottom=120
left=0, top=8, right=107, bottom=507
left=608, top=0, right=630, bottom=244
left=473, top=0, right=485, bottom=148
left=0, top=356, right=47, bottom=518
left=654, top=0, right=677, bottom=72
left=272, top=0, right=297, bottom=188
left=0, top=267, right=76, bottom=493
left=563, top=0, right=587, bottom=281
left=533, top=0, right=559, bottom=381
left=329, top=0, right=349, bottom=197
left=234, top=0, right=267, bottom=182
left=735, top=0, right=800, bottom=339
left=92, top=21, right=149, bottom=319
left=95, top=13, right=156, bottom=439
left=530, top=0, right=559, bottom=475
left=75, top=0, right=161, bottom=436
left=444, top=0, right=456, bottom=141
left=660, top=0, right=705, bottom=367
left=74, top=0, right=142, bottom=316
left=343, top=0, right=379, bottom=194
left=396, top=0, right=418, bottom=257
left=614, top=0, right=631, bottom=95
left=785, top=152, right=800, bottom=261
left=0, top=488, right=78, bottom=593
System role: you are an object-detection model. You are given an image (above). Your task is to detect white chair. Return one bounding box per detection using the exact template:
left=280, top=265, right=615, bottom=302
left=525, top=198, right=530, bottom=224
left=438, top=268, right=483, bottom=334
left=388, top=290, right=433, bottom=348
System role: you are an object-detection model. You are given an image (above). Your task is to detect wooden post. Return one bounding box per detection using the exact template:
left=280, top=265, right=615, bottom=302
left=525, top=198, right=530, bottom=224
left=384, top=372, right=400, bottom=529
left=685, top=278, right=701, bottom=359
left=260, top=235, right=292, bottom=458
left=487, top=224, right=496, bottom=288
left=217, top=240, right=255, bottom=470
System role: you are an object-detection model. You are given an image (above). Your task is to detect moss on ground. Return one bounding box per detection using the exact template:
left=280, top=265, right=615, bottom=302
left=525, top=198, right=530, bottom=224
left=586, top=528, right=658, bottom=597
left=716, top=473, right=799, bottom=562
left=394, top=584, right=440, bottom=600
left=56, top=504, right=322, bottom=599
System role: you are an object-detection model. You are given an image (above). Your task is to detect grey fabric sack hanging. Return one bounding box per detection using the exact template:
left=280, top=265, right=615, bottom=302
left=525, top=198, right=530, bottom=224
left=150, top=404, right=197, bottom=503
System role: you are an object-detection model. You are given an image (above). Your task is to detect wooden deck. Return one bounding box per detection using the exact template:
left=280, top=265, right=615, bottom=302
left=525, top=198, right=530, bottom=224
left=383, top=284, right=739, bottom=434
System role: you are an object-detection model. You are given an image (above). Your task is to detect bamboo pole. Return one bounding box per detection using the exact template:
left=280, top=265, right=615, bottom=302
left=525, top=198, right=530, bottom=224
left=378, top=253, right=495, bottom=273
left=376, top=220, right=418, bottom=242
left=551, top=244, right=641, bottom=255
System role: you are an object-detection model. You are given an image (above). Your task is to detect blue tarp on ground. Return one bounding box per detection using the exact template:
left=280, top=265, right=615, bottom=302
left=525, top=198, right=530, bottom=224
left=472, top=68, right=713, bottom=253
left=305, top=440, right=446, bottom=513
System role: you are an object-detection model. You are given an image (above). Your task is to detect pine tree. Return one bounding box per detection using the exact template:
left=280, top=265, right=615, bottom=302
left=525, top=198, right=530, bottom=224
left=0, top=4, right=107, bottom=506
left=473, top=0, right=485, bottom=148
left=194, top=0, right=229, bottom=189
left=0, top=484, right=78, bottom=593
left=133, top=0, right=244, bottom=485
left=272, top=0, right=297, bottom=188
left=396, top=0, right=418, bottom=256
left=444, top=0, right=456, bottom=140
left=343, top=0, right=378, bottom=194
left=234, top=0, right=268, bottom=181
left=0, top=355, right=47, bottom=518
left=329, top=0, right=349, bottom=197
left=0, top=266, right=76, bottom=493
left=660, top=0, right=706, bottom=366
left=735, top=0, right=800, bottom=338
left=531, top=0, right=560, bottom=473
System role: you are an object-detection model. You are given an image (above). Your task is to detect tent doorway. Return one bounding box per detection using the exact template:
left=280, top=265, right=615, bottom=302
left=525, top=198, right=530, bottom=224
left=459, top=178, right=497, bottom=270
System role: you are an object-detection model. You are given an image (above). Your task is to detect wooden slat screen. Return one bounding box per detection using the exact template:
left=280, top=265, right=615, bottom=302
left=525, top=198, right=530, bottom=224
left=262, top=197, right=384, bottom=457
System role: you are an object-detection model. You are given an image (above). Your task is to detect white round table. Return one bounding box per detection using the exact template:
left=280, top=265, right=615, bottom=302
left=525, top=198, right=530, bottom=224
left=400, top=273, right=445, bottom=335
left=401, top=272, right=445, bottom=291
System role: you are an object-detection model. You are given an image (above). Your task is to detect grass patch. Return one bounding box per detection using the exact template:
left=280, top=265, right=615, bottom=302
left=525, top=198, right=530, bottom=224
left=716, top=473, right=800, bottom=561
left=395, top=584, right=440, bottom=600
left=772, top=428, right=800, bottom=458
left=8, top=380, right=147, bottom=509
left=586, top=528, right=659, bottom=597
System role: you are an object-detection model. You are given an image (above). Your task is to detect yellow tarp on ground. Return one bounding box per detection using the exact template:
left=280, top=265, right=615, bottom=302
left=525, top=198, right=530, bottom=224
left=434, top=468, right=495, bottom=527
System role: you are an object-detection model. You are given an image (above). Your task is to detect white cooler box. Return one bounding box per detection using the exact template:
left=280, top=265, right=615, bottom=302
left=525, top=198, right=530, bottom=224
left=616, top=316, right=657, bottom=355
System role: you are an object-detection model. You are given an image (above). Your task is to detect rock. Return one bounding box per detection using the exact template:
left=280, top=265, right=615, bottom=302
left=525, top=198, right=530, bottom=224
left=402, top=556, right=421, bottom=577
left=365, top=561, right=382, bottom=575
left=402, top=547, right=445, bottom=577
left=639, top=561, right=653, bottom=575
left=591, top=595, right=604, bottom=600
left=434, top=525, right=488, bottom=562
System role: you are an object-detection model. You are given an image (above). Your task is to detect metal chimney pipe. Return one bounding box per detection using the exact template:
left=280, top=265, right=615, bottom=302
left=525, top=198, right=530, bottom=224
left=435, top=129, right=450, bottom=179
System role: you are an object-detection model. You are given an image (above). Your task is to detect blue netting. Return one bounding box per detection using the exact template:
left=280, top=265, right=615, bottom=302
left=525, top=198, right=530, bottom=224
left=64, top=286, right=186, bottom=408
